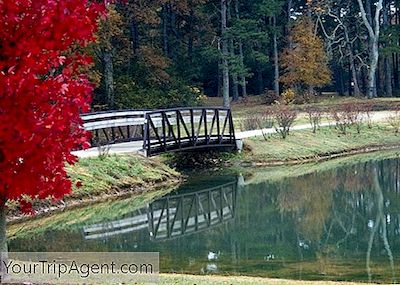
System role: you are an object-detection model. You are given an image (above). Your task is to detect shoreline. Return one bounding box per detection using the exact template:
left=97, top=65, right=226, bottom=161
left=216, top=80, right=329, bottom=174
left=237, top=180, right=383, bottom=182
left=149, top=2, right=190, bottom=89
left=7, top=154, right=182, bottom=225
left=7, top=177, right=181, bottom=225
left=234, top=143, right=400, bottom=167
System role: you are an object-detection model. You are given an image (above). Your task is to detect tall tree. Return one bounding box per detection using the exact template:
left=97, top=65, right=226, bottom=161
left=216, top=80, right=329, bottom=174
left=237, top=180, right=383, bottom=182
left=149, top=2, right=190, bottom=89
left=357, top=0, right=384, bottom=98
left=95, top=6, right=126, bottom=109
left=258, top=0, right=285, bottom=97
left=0, top=0, right=103, bottom=252
left=315, top=0, right=362, bottom=96
left=234, top=0, right=248, bottom=97
left=221, top=0, right=230, bottom=107
left=280, top=16, right=332, bottom=94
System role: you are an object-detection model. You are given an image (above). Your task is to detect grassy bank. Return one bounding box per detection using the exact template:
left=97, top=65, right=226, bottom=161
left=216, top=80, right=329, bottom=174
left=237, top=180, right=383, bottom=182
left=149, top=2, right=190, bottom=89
left=234, top=124, right=400, bottom=165
left=67, top=154, right=180, bottom=199
left=157, top=274, right=374, bottom=285
left=8, top=154, right=181, bottom=223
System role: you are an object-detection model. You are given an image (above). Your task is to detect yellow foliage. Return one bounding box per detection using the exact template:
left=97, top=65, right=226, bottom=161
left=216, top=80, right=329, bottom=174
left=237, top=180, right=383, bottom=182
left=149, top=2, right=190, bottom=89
left=280, top=16, right=331, bottom=90
left=282, top=88, right=296, bottom=104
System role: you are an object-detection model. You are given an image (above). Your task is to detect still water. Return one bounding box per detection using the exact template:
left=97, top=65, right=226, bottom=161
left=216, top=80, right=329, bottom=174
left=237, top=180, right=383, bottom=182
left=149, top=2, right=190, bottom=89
left=10, top=155, right=400, bottom=283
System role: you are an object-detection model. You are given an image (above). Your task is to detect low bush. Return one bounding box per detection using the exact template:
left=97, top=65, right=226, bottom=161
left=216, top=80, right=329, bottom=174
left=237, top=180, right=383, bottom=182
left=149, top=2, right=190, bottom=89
left=282, top=89, right=296, bottom=104
left=272, top=104, right=297, bottom=139
left=264, top=90, right=280, bottom=105
left=240, top=112, right=273, bottom=131
left=388, top=109, right=400, bottom=134
left=330, top=103, right=363, bottom=134
left=305, top=106, right=322, bottom=133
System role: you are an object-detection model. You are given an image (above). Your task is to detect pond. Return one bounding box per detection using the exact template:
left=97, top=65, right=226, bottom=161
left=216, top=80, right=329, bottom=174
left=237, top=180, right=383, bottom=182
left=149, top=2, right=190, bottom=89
left=10, top=152, right=400, bottom=283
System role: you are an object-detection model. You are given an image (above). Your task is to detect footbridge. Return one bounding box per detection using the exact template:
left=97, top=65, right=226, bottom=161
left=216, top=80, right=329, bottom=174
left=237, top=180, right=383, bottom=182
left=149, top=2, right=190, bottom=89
left=80, top=107, right=237, bottom=157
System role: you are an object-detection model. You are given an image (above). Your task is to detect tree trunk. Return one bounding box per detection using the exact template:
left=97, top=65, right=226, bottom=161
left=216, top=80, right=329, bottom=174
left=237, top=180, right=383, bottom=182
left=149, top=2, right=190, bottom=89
left=228, top=1, right=239, bottom=101
left=130, top=17, right=139, bottom=54
left=385, top=57, right=393, bottom=97
left=230, top=40, right=239, bottom=102
left=273, top=15, right=280, bottom=98
left=162, top=4, right=169, bottom=57
left=257, top=66, right=264, bottom=94
left=0, top=202, right=7, bottom=282
left=349, top=53, right=361, bottom=96
left=188, top=2, right=194, bottom=62
left=0, top=203, right=7, bottom=253
left=357, top=0, right=383, bottom=98
left=383, top=0, right=393, bottom=97
left=234, top=0, right=247, bottom=97
left=221, top=0, right=230, bottom=107
left=368, top=38, right=379, bottom=98
left=103, top=51, right=115, bottom=109
left=344, top=25, right=361, bottom=96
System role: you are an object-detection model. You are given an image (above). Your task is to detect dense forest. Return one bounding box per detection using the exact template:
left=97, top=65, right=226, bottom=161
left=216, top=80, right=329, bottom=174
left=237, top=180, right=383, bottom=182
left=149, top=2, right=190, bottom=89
left=91, top=0, right=400, bottom=109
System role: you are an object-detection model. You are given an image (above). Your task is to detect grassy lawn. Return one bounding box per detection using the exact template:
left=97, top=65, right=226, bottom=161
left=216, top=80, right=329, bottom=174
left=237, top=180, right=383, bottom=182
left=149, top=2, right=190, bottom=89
left=67, top=154, right=179, bottom=199
left=235, top=124, right=400, bottom=164
left=157, top=274, right=373, bottom=285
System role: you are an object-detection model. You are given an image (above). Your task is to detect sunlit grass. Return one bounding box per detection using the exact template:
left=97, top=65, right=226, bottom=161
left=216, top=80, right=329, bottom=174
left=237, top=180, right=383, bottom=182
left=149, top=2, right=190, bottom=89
left=67, top=154, right=180, bottom=199
left=237, top=124, right=400, bottom=163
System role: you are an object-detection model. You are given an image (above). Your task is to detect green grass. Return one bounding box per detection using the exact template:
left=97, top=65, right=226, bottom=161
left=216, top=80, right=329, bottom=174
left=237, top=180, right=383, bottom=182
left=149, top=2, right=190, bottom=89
left=66, top=154, right=180, bottom=199
left=236, top=124, right=400, bottom=164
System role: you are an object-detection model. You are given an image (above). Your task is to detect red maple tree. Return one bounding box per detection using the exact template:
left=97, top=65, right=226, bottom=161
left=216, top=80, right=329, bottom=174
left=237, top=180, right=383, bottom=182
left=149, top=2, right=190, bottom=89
left=0, top=0, right=104, bottom=249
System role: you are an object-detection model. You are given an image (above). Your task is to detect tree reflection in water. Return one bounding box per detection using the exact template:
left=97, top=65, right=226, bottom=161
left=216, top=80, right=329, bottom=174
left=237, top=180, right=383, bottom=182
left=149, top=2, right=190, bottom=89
left=9, top=156, right=400, bottom=283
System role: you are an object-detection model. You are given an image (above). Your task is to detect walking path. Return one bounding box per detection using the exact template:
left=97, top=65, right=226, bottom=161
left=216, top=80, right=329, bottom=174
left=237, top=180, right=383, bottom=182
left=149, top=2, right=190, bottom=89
left=73, top=111, right=395, bottom=158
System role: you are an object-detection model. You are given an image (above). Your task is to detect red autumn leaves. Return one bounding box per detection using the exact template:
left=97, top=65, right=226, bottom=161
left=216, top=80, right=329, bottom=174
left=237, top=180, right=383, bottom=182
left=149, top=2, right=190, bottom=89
left=0, top=0, right=104, bottom=210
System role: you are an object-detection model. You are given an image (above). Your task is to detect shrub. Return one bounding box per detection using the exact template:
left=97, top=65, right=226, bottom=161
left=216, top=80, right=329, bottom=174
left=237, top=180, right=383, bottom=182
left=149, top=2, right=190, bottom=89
left=362, top=101, right=374, bottom=128
left=305, top=106, right=322, bottom=133
left=330, top=103, right=363, bottom=134
left=302, top=90, right=317, bottom=104
left=388, top=109, right=400, bottom=134
left=282, top=89, right=296, bottom=104
left=272, top=104, right=297, bottom=139
left=264, top=90, right=280, bottom=105
left=240, top=112, right=273, bottom=131
left=345, top=103, right=363, bottom=133
left=329, top=107, right=348, bottom=135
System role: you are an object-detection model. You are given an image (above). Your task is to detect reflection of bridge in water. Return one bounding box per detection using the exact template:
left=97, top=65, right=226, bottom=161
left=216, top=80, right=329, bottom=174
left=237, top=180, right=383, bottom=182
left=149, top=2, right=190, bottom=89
left=83, top=180, right=238, bottom=241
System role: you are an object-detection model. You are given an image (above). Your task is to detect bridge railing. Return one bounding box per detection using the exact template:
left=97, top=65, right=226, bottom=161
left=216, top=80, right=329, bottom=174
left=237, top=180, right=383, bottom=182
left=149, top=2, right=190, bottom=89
left=81, top=110, right=148, bottom=147
left=143, top=107, right=236, bottom=156
left=80, top=107, right=236, bottom=156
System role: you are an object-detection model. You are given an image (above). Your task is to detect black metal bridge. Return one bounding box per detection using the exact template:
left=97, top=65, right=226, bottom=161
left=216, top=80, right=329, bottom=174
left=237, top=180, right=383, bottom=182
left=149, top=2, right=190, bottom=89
left=83, top=180, right=238, bottom=241
left=81, top=107, right=236, bottom=157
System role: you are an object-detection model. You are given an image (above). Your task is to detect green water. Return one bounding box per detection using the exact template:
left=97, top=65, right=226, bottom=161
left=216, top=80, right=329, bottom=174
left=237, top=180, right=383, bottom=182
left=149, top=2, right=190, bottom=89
left=10, top=154, right=400, bottom=283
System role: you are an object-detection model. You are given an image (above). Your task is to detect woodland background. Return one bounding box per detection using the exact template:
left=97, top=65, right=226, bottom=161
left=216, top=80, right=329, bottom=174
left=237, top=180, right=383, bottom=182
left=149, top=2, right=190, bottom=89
left=91, top=0, right=400, bottom=109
